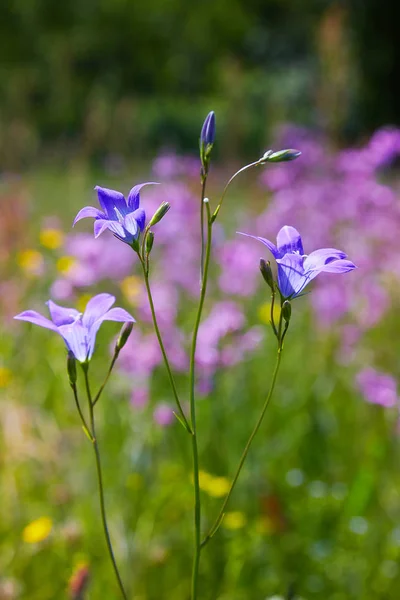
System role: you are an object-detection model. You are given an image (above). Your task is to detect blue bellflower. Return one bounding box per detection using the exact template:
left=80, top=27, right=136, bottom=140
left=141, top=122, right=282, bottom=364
left=14, top=294, right=135, bottom=363
left=73, top=183, right=157, bottom=245
left=239, top=226, right=356, bottom=299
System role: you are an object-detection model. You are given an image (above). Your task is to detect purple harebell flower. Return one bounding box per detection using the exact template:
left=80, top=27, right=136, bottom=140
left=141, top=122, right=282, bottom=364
left=15, top=293, right=135, bottom=363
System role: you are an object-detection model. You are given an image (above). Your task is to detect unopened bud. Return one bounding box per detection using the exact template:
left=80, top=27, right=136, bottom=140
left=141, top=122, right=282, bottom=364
left=282, top=300, right=292, bottom=324
left=200, top=111, right=216, bottom=172
left=264, top=149, right=301, bottom=163
left=67, top=351, right=77, bottom=386
left=146, top=231, right=154, bottom=254
left=200, top=111, right=216, bottom=147
left=116, top=322, right=134, bottom=352
left=148, top=202, right=170, bottom=227
left=259, top=259, right=274, bottom=290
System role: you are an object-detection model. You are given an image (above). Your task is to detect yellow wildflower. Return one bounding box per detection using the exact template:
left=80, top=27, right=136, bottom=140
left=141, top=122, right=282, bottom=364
left=198, top=470, right=213, bottom=491
left=258, top=302, right=281, bottom=325
left=40, top=228, right=64, bottom=250
left=204, top=476, right=231, bottom=498
left=196, top=471, right=231, bottom=498
left=222, top=511, right=247, bottom=530
left=0, top=367, right=12, bottom=388
left=56, top=256, right=76, bottom=274
left=120, top=276, right=142, bottom=304
left=17, top=250, right=44, bottom=277
left=22, top=517, right=52, bottom=543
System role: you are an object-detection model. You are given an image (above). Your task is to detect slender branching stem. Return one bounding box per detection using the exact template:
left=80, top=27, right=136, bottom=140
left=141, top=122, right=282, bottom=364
left=189, top=200, right=213, bottom=599
left=212, top=160, right=262, bottom=221
left=71, top=383, right=93, bottom=441
left=82, top=366, right=128, bottom=600
left=138, top=255, right=192, bottom=434
left=201, top=313, right=286, bottom=548
left=92, top=350, right=119, bottom=407
left=200, top=172, right=207, bottom=284
left=270, top=288, right=279, bottom=338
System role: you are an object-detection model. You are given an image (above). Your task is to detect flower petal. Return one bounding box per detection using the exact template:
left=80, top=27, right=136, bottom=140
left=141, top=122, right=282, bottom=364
left=130, top=208, right=146, bottom=232
left=82, top=293, right=115, bottom=329
left=316, top=259, right=357, bottom=274
left=94, top=219, right=127, bottom=240
left=237, top=232, right=280, bottom=258
left=14, top=310, right=59, bottom=333
left=73, top=206, right=105, bottom=226
left=303, top=248, right=347, bottom=271
left=87, top=308, right=135, bottom=359
left=46, top=300, right=80, bottom=326
left=276, top=226, right=304, bottom=256
left=276, top=254, right=306, bottom=298
left=123, top=213, right=139, bottom=238
left=95, top=186, right=127, bottom=219
left=58, top=320, right=90, bottom=363
left=127, top=182, right=159, bottom=211
left=98, top=307, right=136, bottom=323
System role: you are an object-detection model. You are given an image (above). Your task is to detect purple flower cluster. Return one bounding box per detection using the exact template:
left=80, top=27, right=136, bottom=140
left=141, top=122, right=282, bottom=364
left=356, top=368, right=398, bottom=409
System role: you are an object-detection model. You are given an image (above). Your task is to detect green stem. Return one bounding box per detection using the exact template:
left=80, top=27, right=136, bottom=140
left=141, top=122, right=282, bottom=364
left=200, top=173, right=207, bottom=283
left=82, top=367, right=128, bottom=600
left=201, top=343, right=284, bottom=548
left=212, top=160, right=261, bottom=221
left=139, top=257, right=192, bottom=434
left=189, top=201, right=213, bottom=599
left=71, top=383, right=93, bottom=441
left=92, top=350, right=119, bottom=407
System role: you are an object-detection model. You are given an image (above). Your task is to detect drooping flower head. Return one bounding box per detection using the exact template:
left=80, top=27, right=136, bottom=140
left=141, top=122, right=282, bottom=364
left=14, top=293, right=135, bottom=363
left=73, top=183, right=158, bottom=246
left=239, top=226, right=356, bottom=299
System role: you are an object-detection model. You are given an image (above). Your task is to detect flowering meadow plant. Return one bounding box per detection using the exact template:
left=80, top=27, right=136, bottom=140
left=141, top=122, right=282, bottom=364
left=15, top=294, right=134, bottom=363
left=12, top=113, right=361, bottom=599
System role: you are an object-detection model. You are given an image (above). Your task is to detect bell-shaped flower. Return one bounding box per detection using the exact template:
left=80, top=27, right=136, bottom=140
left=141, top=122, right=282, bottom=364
left=14, top=293, right=135, bottom=363
left=73, top=183, right=158, bottom=245
left=239, top=225, right=356, bottom=299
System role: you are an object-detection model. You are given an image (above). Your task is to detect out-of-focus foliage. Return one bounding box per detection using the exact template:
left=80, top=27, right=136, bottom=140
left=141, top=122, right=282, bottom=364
left=1, top=0, right=398, bottom=167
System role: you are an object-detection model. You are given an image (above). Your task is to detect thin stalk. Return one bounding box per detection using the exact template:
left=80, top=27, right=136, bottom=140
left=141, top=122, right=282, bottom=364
left=82, top=367, right=128, bottom=600
left=71, top=383, right=93, bottom=441
left=92, top=351, right=119, bottom=407
left=201, top=320, right=284, bottom=548
left=189, top=200, right=213, bottom=599
left=139, top=256, right=192, bottom=434
left=270, top=289, right=279, bottom=339
left=212, top=160, right=261, bottom=221
left=200, top=173, right=207, bottom=283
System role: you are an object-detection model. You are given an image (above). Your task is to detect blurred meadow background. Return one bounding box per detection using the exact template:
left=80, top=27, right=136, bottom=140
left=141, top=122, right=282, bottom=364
left=1, top=1, right=400, bottom=599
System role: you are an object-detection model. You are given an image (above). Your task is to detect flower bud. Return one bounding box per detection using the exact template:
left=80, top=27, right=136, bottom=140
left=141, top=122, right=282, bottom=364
left=259, top=259, right=274, bottom=290
left=115, top=322, right=134, bottom=352
left=264, top=149, right=301, bottom=163
left=146, top=231, right=154, bottom=254
left=282, top=300, right=292, bottom=324
left=148, top=202, right=170, bottom=227
left=200, top=111, right=216, bottom=147
left=67, top=351, right=77, bottom=386
left=200, top=111, right=216, bottom=172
